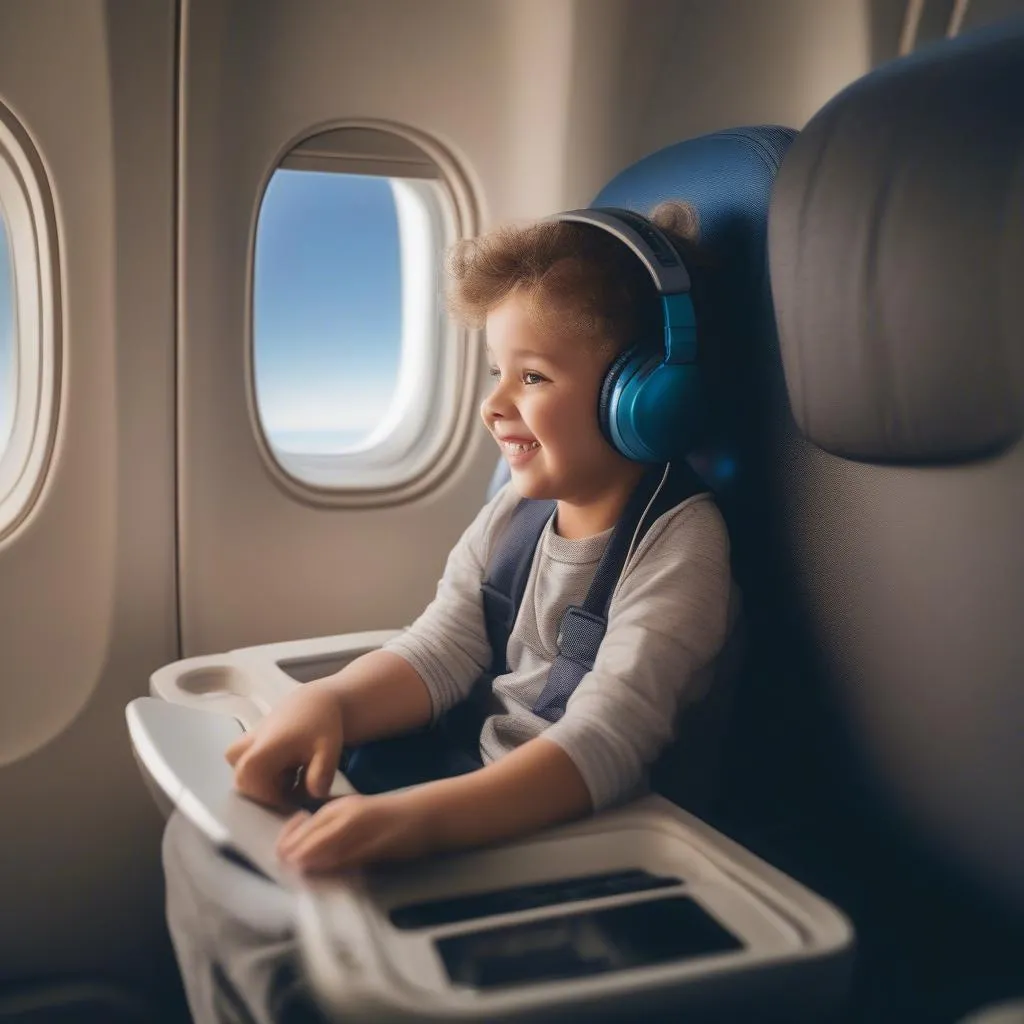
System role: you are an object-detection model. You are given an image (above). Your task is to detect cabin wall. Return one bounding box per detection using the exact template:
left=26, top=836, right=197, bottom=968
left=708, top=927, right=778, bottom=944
left=0, top=0, right=178, bottom=1000
left=628, top=0, right=870, bottom=170
left=560, top=0, right=871, bottom=207
left=177, top=0, right=873, bottom=659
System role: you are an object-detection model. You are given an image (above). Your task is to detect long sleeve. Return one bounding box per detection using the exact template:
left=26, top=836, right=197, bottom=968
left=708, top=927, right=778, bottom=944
left=379, top=484, right=519, bottom=721
left=538, top=496, right=734, bottom=811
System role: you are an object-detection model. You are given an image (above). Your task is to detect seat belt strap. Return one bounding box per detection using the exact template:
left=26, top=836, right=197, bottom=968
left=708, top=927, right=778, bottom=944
left=480, top=497, right=556, bottom=677
left=532, top=461, right=706, bottom=722
left=479, top=460, right=708, bottom=724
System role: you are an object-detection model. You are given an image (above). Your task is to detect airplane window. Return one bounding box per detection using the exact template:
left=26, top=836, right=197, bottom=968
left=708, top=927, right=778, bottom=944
left=0, top=109, right=57, bottom=537
left=0, top=211, right=13, bottom=461
left=252, top=131, right=466, bottom=494
left=254, top=170, right=402, bottom=458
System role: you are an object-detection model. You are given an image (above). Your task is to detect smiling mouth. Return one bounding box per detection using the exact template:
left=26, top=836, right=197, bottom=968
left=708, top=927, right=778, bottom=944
left=499, top=440, right=541, bottom=454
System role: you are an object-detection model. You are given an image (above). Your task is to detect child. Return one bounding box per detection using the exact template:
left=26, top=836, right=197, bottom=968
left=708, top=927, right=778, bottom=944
left=162, top=200, right=739, bottom=1023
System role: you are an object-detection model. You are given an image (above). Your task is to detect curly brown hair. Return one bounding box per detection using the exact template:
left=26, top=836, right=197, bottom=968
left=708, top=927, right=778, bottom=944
left=445, top=201, right=706, bottom=358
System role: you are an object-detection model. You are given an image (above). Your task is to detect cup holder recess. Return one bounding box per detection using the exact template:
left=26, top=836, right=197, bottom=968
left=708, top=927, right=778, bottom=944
left=176, top=665, right=251, bottom=697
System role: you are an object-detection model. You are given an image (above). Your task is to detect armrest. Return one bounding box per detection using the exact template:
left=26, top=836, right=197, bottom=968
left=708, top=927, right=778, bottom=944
left=149, top=629, right=403, bottom=730
left=293, top=793, right=855, bottom=1023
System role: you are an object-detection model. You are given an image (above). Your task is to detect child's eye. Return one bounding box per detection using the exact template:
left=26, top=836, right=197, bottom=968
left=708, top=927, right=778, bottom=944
left=487, top=367, right=545, bottom=385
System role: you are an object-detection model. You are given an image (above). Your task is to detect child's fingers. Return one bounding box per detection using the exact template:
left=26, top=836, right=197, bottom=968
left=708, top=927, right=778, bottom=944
left=278, top=806, right=349, bottom=862
left=233, top=750, right=296, bottom=809
left=306, top=743, right=337, bottom=798
left=224, top=732, right=254, bottom=766
left=277, top=812, right=326, bottom=857
left=277, top=811, right=312, bottom=847
left=295, top=839, right=368, bottom=874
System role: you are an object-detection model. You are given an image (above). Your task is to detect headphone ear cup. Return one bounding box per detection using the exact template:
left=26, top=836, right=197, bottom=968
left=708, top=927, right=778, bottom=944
left=604, top=354, right=705, bottom=463
left=598, top=348, right=638, bottom=452
left=629, top=363, right=705, bottom=462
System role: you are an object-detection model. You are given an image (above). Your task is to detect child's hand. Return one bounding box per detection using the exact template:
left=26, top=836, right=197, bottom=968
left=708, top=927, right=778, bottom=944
left=225, top=684, right=344, bottom=811
left=276, top=791, right=431, bottom=873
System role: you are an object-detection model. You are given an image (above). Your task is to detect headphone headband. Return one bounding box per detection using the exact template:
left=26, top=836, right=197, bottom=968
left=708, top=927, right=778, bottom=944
left=549, top=207, right=692, bottom=296
left=549, top=207, right=696, bottom=365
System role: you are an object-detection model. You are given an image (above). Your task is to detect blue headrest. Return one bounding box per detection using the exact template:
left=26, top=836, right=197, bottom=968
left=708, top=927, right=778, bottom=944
left=593, top=127, right=797, bottom=493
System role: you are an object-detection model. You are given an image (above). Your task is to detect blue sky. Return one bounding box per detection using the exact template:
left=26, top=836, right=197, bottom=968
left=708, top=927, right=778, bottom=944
left=253, top=169, right=403, bottom=447
left=0, top=172, right=405, bottom=459
left=0, top=214, right=13, bottom=454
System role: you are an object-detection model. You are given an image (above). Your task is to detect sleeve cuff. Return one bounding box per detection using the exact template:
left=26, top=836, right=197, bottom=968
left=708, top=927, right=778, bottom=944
left=379, top=633, right=469, bottom=723
left=540, top=715, right=645, bottom=812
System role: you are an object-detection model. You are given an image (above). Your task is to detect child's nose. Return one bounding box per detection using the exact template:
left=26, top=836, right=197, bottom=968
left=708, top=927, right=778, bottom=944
left=481, top=379, right=515, bottom=423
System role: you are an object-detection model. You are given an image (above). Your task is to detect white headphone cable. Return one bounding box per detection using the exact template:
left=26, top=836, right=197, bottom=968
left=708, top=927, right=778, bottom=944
left=610, top=460, right=671, bottom=607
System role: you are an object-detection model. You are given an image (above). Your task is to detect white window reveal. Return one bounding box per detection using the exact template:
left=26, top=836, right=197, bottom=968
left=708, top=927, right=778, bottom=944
left=0, top=210, right=13, bottom=460
left=0, top=108, right=58, bottom=538
left=252, top=127, right=469, bottom=492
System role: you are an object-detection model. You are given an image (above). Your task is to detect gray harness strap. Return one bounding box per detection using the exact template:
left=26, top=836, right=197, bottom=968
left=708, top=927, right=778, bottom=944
left=481, top=462, right=707, bottom=723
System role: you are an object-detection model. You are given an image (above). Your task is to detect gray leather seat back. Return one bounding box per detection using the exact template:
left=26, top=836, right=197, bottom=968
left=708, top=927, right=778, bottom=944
left=769, top=18, right=1024, bottom=916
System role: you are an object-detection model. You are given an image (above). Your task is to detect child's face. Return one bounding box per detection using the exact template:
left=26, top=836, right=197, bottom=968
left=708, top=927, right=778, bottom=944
left=481, top=291, right=641, bottom=515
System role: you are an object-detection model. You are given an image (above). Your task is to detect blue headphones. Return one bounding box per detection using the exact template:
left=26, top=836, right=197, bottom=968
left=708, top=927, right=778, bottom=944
left=549, top=207, right=703, bottom=464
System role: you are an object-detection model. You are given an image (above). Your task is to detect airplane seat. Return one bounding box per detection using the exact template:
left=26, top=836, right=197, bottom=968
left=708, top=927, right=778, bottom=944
left=767, top=19, right=1024, bottom=1021
left=585, top=126, right=803, bottom=820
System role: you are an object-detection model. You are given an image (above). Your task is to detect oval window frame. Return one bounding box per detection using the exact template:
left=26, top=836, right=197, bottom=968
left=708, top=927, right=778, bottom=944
left=246, top=120, right=480, bottom=507
left=0, top=104, right=60, bottom=542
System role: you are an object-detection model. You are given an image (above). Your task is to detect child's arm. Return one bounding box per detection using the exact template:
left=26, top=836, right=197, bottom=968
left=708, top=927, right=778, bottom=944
left=232, top=485, right=517, bottom=808
left=228, top=650, right=434, bottom=808
left=321, top=485, right=523, bottom=745
left=417, top=737, right=593, bottom=849
left=374, top=484, right=519, bottom=722
left=309, top=649, right=433, bottom=747
left=277, top=495, right=732, bottom=871
left=277, top=737, right=591, bottom=872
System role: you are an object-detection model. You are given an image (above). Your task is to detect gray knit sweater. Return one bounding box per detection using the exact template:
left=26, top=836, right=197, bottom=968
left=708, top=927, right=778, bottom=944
left=381, top=481, right=740, bottom=811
